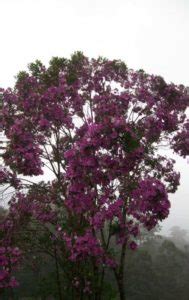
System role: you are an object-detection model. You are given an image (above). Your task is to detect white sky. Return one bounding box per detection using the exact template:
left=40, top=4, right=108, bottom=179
left=0, top=0, right=189, bottom=234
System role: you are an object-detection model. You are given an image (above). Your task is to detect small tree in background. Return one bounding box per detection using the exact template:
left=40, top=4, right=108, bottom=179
left=0, top=52, right=189, bottom=299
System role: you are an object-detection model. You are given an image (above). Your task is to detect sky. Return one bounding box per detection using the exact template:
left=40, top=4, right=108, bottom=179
left=0, top=0, right=189, bottom=234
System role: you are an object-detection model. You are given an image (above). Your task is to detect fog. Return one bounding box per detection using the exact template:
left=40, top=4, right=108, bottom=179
left=0, top=0, right=189, bottom=234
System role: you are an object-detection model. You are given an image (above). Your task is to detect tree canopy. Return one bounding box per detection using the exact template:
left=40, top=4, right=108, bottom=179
left=0, top=52, right=189, bottom=299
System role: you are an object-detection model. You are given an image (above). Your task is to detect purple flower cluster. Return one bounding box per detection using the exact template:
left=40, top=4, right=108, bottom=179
left=0, top=247, right=21, bottom=288
left=130, top=178, right=170, bottom=229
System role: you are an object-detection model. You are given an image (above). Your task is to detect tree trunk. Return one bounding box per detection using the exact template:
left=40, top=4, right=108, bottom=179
left=54, top=244, right=63, bottom=300
left=114, top=241, right=127, bottom=300
left=117, top=275, right=126, bottom=300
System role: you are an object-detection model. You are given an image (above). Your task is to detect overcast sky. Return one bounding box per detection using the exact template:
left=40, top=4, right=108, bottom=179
left=0, top=0, right=189, bottom=234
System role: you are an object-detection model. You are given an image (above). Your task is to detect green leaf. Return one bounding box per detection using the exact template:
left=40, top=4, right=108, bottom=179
left=120, top=131, right=140, bottom=153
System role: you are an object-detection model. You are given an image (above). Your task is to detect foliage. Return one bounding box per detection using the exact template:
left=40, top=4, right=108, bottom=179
left=0, top=52, right=189, bottom=299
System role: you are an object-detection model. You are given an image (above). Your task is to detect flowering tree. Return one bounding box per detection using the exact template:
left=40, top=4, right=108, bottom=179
left=0, top=52, right=189, bottom=299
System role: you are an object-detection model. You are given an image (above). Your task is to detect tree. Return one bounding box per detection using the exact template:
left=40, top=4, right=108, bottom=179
left=0, top=52, right=189, bottom=299
left=169, top=226, right=189, bottom=250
